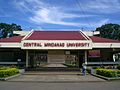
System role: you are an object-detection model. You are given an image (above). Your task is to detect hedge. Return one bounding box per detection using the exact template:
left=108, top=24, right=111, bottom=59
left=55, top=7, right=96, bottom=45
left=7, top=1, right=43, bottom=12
left=0, top=66, right=8, bottom=70
left=96, top=69, right=117, bottom=77
left=0, top=68, right=19, bottom=78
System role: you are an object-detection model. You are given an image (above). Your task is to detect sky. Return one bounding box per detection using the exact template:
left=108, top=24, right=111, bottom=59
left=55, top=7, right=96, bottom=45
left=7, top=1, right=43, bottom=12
left=0, top=0, right=120, bottom=31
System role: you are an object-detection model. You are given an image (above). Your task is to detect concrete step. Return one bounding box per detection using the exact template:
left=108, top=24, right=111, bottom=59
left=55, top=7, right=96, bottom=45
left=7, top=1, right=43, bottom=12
left=24, top=71, right=83, bottom=75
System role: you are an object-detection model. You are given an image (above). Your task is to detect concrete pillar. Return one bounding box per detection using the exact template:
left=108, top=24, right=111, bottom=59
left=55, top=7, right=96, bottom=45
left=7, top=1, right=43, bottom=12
left=85, top=51, right=87, bottom=64
left=26, top=50, right=29, bottom=67
left=78, top=50, right=81, bottom=68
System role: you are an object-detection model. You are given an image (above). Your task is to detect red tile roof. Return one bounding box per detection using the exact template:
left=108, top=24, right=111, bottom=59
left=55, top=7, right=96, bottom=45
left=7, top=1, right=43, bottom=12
left=0, top=36, right=24, bottom=43
left=0, top=32, right=120, bottom=43
left=25, top=31, right=88, bottom=40
left=89, top=36, right=120, bottom=43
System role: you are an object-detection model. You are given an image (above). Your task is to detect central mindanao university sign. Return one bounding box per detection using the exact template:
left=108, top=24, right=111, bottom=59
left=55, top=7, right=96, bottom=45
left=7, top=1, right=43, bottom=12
left=21, top=40, right=92, bottom=49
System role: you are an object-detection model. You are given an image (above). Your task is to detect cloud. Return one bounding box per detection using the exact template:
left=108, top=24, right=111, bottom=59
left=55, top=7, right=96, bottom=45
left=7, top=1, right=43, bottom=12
left=96, top=19, right=109, bottom=27
left=78, top=19, right=110, bottom=29
left=14, top=0, right=95, bottom=27
left=13, top=0, right=113, bottom=30
left=29, top=7, right=91, bottom=26
left=77, top=0, right=120, bottom=13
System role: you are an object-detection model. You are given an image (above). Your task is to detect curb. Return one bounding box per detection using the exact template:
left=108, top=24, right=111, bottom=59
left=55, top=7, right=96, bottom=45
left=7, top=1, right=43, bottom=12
left=91, top=73, right=120, bottom=81
left=0, top=74, right=21, bottom=81
left=6, top=80, right=105, bottom=83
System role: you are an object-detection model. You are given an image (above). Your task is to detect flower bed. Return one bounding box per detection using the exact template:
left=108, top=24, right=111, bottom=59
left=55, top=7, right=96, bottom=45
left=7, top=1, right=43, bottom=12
left=0, top=68, right=19, bottom=78
left=96, top=68, right=120, bottom=78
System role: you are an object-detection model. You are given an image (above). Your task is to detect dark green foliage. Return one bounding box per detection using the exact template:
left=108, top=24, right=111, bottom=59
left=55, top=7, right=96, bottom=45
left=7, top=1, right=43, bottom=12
left=117, top=70, right=120, bottom=74
left=96, top=69, right=117, bottom=77
left=0, top=23, right=22, bottom=38
left=0, top=68, right=19, bottom=78
left=0, top=23, right=22, bottom=31
left=117, top=70, right=120, bottom=77
left=117, top=64, right=120, bottom=70
left=96, top=23, right=120, bottom=40
left=86, top=68, right=91, bottom=73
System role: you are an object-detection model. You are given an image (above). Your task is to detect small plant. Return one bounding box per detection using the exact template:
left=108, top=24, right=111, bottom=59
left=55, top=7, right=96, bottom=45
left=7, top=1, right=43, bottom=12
left=117, top=64, right=120, bottom=70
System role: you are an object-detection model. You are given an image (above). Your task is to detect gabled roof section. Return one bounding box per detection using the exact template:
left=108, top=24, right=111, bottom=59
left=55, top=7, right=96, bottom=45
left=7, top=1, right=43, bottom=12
left=0, top=36, right=24, bottom=43
left=90, top=36, right=120, bottom=43
left=25, top=31, right=90, bottom=40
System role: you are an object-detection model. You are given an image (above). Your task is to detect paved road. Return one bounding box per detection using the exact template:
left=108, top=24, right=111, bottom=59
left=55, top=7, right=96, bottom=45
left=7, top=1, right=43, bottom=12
left=0, top=81, right=120, bottom=90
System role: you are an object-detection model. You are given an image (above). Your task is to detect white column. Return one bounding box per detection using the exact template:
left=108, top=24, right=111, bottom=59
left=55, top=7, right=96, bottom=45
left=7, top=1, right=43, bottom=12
left=26, top=50, right=29, bottom=67
left=85, top=51, right=87, bottom=64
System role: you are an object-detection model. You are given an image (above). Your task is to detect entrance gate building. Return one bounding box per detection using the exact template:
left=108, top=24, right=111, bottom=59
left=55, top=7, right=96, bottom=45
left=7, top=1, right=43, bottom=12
left=0, top=30, right=120, bottom=68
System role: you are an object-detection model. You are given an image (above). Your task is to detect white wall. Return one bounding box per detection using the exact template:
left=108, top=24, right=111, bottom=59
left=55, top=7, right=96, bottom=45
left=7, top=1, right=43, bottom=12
left=0, top=43, right=21, bottom=48
left=92, top=43, right=120, bottom=48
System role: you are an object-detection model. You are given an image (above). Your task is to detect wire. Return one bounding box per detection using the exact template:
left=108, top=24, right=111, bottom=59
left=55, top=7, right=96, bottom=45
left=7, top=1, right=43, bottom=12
left=75, top=0, right=93, bottom=30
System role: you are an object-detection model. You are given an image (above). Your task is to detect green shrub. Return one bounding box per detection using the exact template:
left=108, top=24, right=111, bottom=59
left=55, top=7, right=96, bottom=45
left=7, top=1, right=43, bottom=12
left=117, top=70, right=120, bottom=74
left=117, top=70, right=120, bottom=77
left=117, top=64, right=120, bottom=70
left=0, top=68, right=19, bottom=78
left=92, top=67, right=99, bottom=69
left=86, top=68, right=91, bottom=73
left=117, top=74, right=120, bottom=77
left=96, top=69, right=117, bottom=77
left=0, top=66, right=8, bottom=70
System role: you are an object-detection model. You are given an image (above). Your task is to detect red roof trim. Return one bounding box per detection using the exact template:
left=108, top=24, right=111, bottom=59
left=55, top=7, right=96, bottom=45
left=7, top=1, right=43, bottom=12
left=0, top=36, right=24, bottom=43
left=89, top=36, right=120, bottom=43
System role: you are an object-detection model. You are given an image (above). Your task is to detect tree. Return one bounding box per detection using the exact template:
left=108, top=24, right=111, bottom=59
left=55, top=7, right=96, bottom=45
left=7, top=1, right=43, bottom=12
left=0, top=23, right=22, bottom=38
left=96, top=23, right=120, bottom=40
left=0, top=29, right=7, bottom=38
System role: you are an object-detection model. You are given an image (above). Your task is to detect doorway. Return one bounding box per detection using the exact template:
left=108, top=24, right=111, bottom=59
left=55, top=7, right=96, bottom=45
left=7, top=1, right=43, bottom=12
left=28, top=50, right=48, bottom=67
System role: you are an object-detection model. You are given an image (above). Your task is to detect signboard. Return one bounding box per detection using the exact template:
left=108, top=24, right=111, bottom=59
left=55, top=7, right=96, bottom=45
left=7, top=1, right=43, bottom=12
left=21, top=40, right=92, bottom=49
left=88, top=50, right=100, bottom=57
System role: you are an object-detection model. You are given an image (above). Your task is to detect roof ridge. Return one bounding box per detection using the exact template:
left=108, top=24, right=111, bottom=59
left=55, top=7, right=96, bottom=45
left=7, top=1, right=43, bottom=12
left=34, top=30, right=80, bottom=32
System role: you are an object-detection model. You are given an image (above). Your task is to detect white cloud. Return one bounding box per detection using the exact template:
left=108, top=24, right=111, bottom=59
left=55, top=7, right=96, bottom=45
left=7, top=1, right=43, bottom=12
left=13, top=0, right=112, bottom=29
left=88, top=19, right=109, bottom=29
left=78, top=0, right=120, bottom=13
left=78, top=19, right=110, bottom=29
left=29, top=7, right=91, bottom=26
left=96, top=19, right=109, bottom=27
left=14, top=0, right=96, bottom=27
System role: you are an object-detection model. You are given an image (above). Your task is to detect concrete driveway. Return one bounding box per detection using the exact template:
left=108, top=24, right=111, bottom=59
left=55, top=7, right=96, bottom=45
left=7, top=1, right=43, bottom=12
left=8, top=72, right=105, bottom=82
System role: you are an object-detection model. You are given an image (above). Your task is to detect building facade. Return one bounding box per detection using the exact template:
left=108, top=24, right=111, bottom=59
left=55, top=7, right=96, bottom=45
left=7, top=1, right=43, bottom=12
left=0, top=30, right=120, bottom=68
